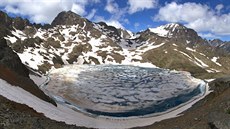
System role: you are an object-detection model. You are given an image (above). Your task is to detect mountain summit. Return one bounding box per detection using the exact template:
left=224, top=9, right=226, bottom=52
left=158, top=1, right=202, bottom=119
left=148, top=23, right=202, bottom=44
left=51, top=11, right=89, bottom=26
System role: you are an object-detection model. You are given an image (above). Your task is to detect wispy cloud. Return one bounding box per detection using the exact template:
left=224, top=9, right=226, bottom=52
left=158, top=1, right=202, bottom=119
left=86, top=9, right=97, bottom=20
left=105, top=0, right=119, bottom=13
left=128, top=0, right=158, bottom=14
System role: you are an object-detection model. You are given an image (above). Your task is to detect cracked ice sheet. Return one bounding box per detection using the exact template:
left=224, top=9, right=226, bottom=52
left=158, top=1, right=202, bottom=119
left=45, top=65, right=206, bottom=116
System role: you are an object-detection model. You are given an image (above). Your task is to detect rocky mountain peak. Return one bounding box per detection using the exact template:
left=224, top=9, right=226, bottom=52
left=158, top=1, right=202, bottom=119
left=0, top=11, right=12, bottom=26
left=96, top=22, right=121, bottom=39
left=208, top=39, right=224, bottom=47
left=117, top=28, right=134, bottom=39
left=12, top=17, right=31, bottom=30
left=161, top=23, right=186, bottom=31
left=51, top=11, right=89, bottom=27
left=148, top=23, right=192, bottom=38
left=148, top=23, right=204, bottom=45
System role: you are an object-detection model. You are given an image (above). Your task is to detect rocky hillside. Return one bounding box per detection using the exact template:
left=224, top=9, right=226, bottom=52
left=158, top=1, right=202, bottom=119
left=0, top=94, right=84, bottom=129
left=2, top=10, right=230, bottom=79
left=0, top=30, right=83, bottom=128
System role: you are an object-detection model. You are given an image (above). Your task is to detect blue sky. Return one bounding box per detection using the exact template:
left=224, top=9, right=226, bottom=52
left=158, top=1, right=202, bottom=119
left=0, top=0, right=230, bottom=41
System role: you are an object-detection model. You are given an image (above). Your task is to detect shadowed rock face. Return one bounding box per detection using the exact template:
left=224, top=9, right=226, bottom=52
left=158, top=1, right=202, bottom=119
left=97, top=22, right=121, bottom=39
left=0, top=38, right=56, bottom=106
left=0, top=11, right=12, bottom=38
left=12, top=17, right=31, bottom=30
left=0, top=38, right=29, bottom=77
left=0, top=11, right=12, bottom=26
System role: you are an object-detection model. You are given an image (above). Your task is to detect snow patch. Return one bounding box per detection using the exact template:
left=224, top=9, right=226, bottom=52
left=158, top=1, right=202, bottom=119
left=5, top=36, right=17, bottom=43
left=149, top=27, right=169, bottom=37
left=11, top=29, right=27, bottom=40
left=173, top=44, right=177, bottom=47
left=211, top=57, right=222, bottom=66
left=194, top=57, right=209, bottom=68
left=186, top=47, right=196, bottom=52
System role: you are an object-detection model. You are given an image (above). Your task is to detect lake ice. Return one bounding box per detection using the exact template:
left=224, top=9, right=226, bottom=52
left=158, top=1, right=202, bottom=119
left=43, top=65, right=206, bottom=117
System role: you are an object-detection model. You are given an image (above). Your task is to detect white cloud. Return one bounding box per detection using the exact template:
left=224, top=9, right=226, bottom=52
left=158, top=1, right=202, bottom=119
left=104, top=0, right=127, bottom=21
left=155, top=2, right=230, bottom=36
left=128, top=0, right=158, bottom=14
left=92, top=0, right=101, bottom=3
left=86, top=9, right=97, bottom=20
left=198, top=33, right=221, bottom=39
left=106, top=20, right=124, bottom=28
left=216, top=4, right=224, bottom=11
left=0, top=0, right=99, bottom=23
left=134, top=22, right=139, bottom=28
left=71, top=3, right=86, bottom=16
left=155, top=2, right=210, bottom=22
left=105, top=0, right=119, bottom=13
left=94, top=15, right=124, bottom=29
left=215, top=4, right=224, bottom=14
left=101, top=0, right=127, bottom=29
left=123, top=18, right=130, bottom=24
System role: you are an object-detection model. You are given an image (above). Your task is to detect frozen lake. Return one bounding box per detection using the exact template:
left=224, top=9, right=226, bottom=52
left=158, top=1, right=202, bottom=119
left=43, top=65, right=206, bottom=117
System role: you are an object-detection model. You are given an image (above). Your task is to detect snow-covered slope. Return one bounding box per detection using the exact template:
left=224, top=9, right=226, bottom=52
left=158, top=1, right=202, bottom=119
left=5, top=24, right=225, bottom=75
left=7, top=23, right=164, bottom=72
left=149, top=23, right=187, bottom=38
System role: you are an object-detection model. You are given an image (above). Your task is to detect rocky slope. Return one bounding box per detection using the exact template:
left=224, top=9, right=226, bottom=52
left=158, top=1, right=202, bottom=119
left=2, top=10, right=230, bottom=79
left=0, top=95, right=85, bottom=129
